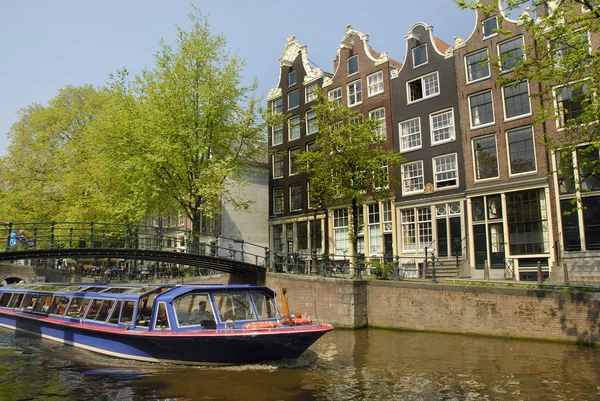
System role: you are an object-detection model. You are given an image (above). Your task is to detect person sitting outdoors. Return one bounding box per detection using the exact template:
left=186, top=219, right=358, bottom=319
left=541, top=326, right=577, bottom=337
left=188, top=300, right=213, bottom=325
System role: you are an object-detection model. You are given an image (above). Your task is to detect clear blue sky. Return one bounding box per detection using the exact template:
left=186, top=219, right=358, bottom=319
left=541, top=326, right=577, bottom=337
left=0, top=0, right=476, bottom=156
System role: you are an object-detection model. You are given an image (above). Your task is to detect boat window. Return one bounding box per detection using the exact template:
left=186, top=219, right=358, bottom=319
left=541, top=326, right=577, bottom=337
left=120, top=301, right=135, bottom=324
left=174, top=293, right=214, bottom=327
left=85, top=299, right=115, bottom=322
left=127, top=286, right=156, bottom=294
left=32, top=294, right=52, bottom=313
left=49, top=296, right=70, bottom=315
left=83, top=287, right=106, bottom=293
left=154, top=302, right=170, bottom=330
left=7, top=293, right=24, bottom=309
left=64, top=286, right=86, bottom=292
left=0, top=293, right=12, bottom=307
left=102, top=288, right=131, bottom=294
left=136, top=289, right=162, bottom=326
left=21, top=294, right=36, bottom=310
left=213, top=292, right=256, bottom=322
left=250, top=291, right=279, bottom=319
left=107, top=301, right=122, bottom=324
left=66, top=297, right=92, bottom=317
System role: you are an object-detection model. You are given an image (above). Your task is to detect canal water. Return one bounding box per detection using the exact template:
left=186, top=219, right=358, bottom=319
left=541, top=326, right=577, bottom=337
left=1, top=327, right=599, bottom=401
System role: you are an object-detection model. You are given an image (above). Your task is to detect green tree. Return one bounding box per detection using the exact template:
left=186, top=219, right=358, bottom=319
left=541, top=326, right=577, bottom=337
left=0, top=85, right=127, bottom=222
left=294, top=92, right=404, bottom=277
left=455, top=0, right=599, bottom=177
left=100, top=9, right=266, bottom=236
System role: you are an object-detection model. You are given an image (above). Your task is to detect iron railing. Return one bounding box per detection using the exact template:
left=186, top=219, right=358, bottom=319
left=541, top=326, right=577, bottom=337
left=2, top=221, right=269, bottom=267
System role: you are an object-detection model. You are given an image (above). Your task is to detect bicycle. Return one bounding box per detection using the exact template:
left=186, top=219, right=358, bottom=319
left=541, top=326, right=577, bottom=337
left=285, top=253, right=308, bottom=275
left=321, top=250, right=353, bottom=279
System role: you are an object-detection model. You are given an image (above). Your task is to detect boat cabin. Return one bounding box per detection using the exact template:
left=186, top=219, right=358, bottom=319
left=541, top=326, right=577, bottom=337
left=0, top=283, right=281, bottom=332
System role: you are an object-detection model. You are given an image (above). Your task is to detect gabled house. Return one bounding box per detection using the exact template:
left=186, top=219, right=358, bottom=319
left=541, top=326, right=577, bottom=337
left=390, top=23, right=466, bottom=275
left=321, top=25, right=401, bottom=261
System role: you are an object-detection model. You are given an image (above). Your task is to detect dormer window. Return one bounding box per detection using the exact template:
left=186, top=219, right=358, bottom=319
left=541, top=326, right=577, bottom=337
left=288, top=69, right=297, bottom=86
left=348, top=55, right=358, bottom=75
left=412, top=44, right=428, bottom=67
left=482, top=16, right=498, bottom=38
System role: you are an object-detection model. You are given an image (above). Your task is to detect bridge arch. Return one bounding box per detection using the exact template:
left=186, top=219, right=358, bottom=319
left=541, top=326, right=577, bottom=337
left=0, top=276, right=26, bottom=286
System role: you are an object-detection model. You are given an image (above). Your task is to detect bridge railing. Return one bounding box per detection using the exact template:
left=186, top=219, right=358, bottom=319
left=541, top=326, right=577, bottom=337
left=1, top=222, right=269, bottom=267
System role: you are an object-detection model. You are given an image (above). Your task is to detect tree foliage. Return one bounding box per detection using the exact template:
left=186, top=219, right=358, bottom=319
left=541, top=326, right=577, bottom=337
left=0, top=9, right=265, bottom=231
left=102, top=9, right=266, bottom=233
left=0, top=85, right=131, bottom=222
left=292, top=91, right=404, bottom=265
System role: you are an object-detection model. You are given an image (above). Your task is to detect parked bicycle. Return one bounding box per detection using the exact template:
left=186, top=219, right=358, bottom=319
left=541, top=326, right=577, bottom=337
left=286, top=252, right=308, bottom=275
left=321, top=249, right=353, bottom=279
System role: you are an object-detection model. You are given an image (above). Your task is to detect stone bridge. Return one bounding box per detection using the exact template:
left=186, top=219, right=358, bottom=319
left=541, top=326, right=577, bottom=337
left=0, top=263, right=75, bottom=285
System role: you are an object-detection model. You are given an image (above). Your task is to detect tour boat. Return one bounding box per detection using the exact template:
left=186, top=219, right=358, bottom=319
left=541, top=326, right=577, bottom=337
left=0, top=282, right=333, bottom=365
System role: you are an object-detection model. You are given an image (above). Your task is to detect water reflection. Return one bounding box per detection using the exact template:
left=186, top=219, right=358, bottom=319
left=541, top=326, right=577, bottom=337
left=1, top=327, right=599, bottom=400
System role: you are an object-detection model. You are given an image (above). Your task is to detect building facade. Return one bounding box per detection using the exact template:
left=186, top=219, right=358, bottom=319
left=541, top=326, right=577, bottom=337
left=266, top=36, right=327, bottom=261
left=391, top=23, right=466, bottom=272
left=321, top=25, right=401, bottom=260
left=453, top=0, right=556, bottom=280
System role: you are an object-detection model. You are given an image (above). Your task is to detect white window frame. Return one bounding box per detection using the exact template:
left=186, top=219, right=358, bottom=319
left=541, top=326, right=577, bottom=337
left=288, top=116, right=300, bottom=141
left=412, top=43, right=428, bottom=68
left=401, top=160, right=424, bottom=195
left=305, top=83, right=318, bottom=103
left=333, top=208, right=349, bottom=254
left=271, top=98, right=283, bottom=114
left=430, top=108, right=455, bottom=145
left=465, top=49, right=490, bottom=83
left=272, top=153, right=284, bottom=179
left=273, top=188, right=284, bottom=214
left=498, top=36, right=524, bottom=73
left=468, top=90, right=495, bottom=129
left=287, top=89, right=299, bottom=111
left=347, top=55, right=359, bottom=76
left=328, top=87, right=342, bottom=105
left=433, top=153, right=459, bottom=190
left=506, top=125, right=537, bottom=176
left=306, top=109, right=317, bottom=135
left=368, top=204, right=382, bottom=256
left=289, top=147, right=300, bottom=176
left=502, top=80, right=531, bottom=121
left=374, top=163, right=389, bottom=190
left=369, top=107, right=386, bottom=140
left=399, top=117, right=422, bottom=152
left=288, top=70, right=297, bottom=87
left=347, top=79, right=362, bottom=107
left=367, top=71, right=384, bottom=97
left=482, top=16, right=498, bottom=39
left=472, top=134, right=499, bottom=182
left=289, top=184, right=303, bottom=211
left=272, top=124, right=283, bottom=146
left=401, top=209, right=416, bottom=252
left=382, top=201, right=393, bottom=233
left=553, top=80, right=589, bottom=130
left=406, top=72, right=440, bottom=104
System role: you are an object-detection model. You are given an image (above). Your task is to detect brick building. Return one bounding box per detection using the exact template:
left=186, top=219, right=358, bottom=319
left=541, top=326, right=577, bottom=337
left=452, top=0, right=556, bottom=280
left=321, top=25, right=401, bottom=260
left=266, top=35, right=327, bottom=262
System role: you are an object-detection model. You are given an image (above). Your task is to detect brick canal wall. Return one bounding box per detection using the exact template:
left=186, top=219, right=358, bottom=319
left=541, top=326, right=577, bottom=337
left=367, top=281, right=600, bottom=344
left=265, top=273, right=600, bottom=345
left=266, top=273, right=367, bottom=328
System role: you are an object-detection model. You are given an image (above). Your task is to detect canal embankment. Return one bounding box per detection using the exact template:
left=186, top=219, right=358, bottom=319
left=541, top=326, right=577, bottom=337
left=265, top=273, right=600, bottom=346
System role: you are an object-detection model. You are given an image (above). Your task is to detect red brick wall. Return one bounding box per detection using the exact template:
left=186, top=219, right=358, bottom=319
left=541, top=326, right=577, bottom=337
left=266, top=273, right=367, bottom=328
left=368, top=280, right=600, bottom=344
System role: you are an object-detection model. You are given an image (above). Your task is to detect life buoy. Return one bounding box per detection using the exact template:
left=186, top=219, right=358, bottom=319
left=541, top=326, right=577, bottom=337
left=279, top=317, right=295, bottom=326
left=242, top=321, right=279, bottom=329
left=291, top=318, right=312, bottom=325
